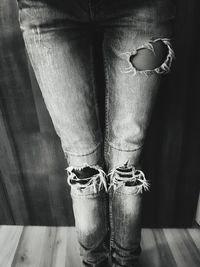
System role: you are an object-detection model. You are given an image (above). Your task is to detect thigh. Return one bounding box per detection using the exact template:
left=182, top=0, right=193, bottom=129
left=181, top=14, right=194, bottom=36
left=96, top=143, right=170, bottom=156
left=17, top=0, right=102, bottom=163
left=100, top=0, right=175, bottom=165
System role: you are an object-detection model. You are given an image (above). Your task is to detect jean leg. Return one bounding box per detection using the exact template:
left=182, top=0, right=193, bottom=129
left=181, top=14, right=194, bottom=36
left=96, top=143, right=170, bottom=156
left=108, top=164, right=149, bottom=267
left=67, top=165, right=110, bottom=267
left=17, top=0, right=103, bottom=167
left=17, top=1, right=109, bottom=265
left=101, top=0, right=175, bottom=169
left=100, top=1, right=175, bottom=266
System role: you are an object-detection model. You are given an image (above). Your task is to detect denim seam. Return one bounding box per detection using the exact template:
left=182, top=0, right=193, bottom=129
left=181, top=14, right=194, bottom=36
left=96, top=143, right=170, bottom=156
left=90, top=39, right=103, bottom=143
left=71, top=191, right=107, bottom=198
left=109, top=191, right=114, bottom=250
left=102, top=193, right=109, bottom=254
left=112, top=190, right=144, bottom=196
left=102, top=42, right=110, bottom=164
left=107, top=142, right=144, bottom=152
left=102, top=43, right=114, bottom=252
left=64, top=142, right=102, bottom=157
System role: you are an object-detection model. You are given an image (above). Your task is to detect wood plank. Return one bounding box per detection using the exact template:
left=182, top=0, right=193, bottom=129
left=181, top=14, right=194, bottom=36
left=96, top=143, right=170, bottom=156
left=12, top=227, right=82, bottom=267
left=49, top=227, right=68, bottom=267
left=187, top=229, right=200, bottom=251
left=0, top=227, right=197, bottom=267
left=152, top=229, right=177, bottom=267
left=140, top=229, right=163, bottom=267
left=181, top=229, right=200, bottom=265
left=65, top=228, right=82, bottom=267
left=16, top=134, right=55, bottom=225
left=12, top=226, right=49, bottom=267
left=0, top=172, right=14, bottom=224
left=163, top=229, right=200, bottom=267
left=0, top=107, right=29, bottom=224
left=0, top=226, right=23, bottom=267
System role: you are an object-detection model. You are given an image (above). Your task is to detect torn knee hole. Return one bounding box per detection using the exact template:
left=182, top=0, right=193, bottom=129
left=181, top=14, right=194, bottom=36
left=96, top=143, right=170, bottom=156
left=108, top=162, right=150, bottom=193
left=71, top=166, right=99, bottom=180
left=66, top=164, right=107, bottom=192
left=130, top=40, right=168, bottom=71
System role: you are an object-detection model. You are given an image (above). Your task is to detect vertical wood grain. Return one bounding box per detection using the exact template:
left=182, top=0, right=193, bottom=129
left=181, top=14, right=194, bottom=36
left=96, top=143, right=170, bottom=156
left=0, top=172, right=14, bottom=224
left=187, top=229, right=200, bottom=253
left=0, top=226, right=23, bottom=267
left=0, top=0, right=74, bottom=226
left=163, top=229, right=200, bottom=267
left=12, top=226, right=48, bottom=267
left=0, top=227, right=198, bottom=267
left=0, top=107, right=29, bottom=224
left=140, top=229, right=162, bottom=267
left=12, top=227, right=82, bottom=267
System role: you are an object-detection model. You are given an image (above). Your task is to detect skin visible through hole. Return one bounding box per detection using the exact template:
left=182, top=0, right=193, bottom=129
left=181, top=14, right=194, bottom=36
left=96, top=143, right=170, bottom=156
left=130, top=40, right=168, bottom=71
left=73, top=166, right=98, bottom=179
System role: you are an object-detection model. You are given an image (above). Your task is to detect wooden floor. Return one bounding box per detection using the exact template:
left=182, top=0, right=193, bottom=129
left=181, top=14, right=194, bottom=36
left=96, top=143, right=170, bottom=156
left=0, top=226, right=199, bottom=267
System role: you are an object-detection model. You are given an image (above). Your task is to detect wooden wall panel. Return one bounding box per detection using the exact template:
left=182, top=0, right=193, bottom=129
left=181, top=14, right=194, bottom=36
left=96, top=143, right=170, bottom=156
left=0, top=0, right=199, bottom=226
left=0, top=0, right=74, bottom=225
left=0, top=107, right=29, bottom=224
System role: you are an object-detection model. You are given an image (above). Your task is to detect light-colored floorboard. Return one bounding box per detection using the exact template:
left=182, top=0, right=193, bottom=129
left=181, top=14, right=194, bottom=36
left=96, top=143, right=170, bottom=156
left=188, top=228, right=200, bottom=251
left=0, top=226, right=23, bottom=267
left=163, top=229, right=200, bottom=267
left=140, top=229, right=162, bottom=267
left=0, top=226, right=198, bottom=267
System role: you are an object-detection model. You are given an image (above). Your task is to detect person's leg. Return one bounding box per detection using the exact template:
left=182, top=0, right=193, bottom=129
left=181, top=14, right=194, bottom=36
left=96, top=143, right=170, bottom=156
left=67, top=164, right=110, bottom=267
left=98, top=0, right=176, bottom=266
left=17, top=1, right=109, bottom=265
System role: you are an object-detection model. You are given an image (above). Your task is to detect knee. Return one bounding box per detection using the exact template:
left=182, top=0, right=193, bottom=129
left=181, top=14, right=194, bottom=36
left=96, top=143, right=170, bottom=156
left=66, top=164, right=108, bottom=193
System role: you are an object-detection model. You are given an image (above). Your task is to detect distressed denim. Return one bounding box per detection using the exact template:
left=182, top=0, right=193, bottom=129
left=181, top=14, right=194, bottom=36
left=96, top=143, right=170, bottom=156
left=67, top=165, right=110, bottom=266
left=17, top=0, right=175, bottom=266
left=108, top=163, right=149, bottom=267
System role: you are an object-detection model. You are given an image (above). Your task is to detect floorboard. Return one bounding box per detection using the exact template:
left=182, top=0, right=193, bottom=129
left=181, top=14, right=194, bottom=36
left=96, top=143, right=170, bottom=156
left=0, top=226, right=199, bottom=267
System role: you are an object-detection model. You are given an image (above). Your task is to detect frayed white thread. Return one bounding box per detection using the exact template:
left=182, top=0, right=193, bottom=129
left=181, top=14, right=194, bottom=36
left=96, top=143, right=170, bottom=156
left=108, top=164, right=150, bottom=194
left=32, top=27, right=41, bottom=45
left=119, top=38, right=175, bottom=76
left=141, top=42, right=156, bottom=56
left=66, top=163, right=108, bottom=193
left=153, top=38, right=175, bottom=74
left=119, top=51, right=137, bottom=75
left=36, top=27, right=41, bottom=44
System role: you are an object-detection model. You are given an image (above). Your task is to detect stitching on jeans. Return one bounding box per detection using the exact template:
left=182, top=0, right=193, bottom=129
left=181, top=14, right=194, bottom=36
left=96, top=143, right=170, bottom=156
left=102, top=44, right=114, bottom=248
left=102, top=41, right=110, bottom=164
left=107, top=142, right=144, bottom=152
left=90, top=38, right=102, bottom=142
left=64, top=142, right=102, bottom=157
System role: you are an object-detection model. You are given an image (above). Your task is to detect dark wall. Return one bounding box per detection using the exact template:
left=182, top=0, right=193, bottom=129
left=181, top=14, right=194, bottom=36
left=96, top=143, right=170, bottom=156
left=0, top=0, right=199, bottom=226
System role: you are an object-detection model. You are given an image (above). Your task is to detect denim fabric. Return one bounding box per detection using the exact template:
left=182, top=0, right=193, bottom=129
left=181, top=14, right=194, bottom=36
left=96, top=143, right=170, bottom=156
left=109, top=187, right=143, bottom=267
left=70, top=178, right=109, bottom=266
left=17, top=0, right=175, bottom=266
left=17, top=0, right=175, bottom=169
left=108, top=163, right=149, bottom=267
left=67, top=165, right=110, bottom=266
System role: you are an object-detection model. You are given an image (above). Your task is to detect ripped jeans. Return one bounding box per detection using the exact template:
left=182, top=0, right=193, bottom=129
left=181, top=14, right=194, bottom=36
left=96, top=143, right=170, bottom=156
left=17, top=0, right=176, bottom=266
